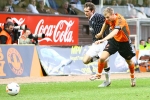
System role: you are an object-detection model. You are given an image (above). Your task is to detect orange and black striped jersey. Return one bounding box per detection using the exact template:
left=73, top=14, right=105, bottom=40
left=105, top=13, right=130, bottom=42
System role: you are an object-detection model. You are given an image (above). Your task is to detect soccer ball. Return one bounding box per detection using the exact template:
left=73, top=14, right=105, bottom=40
left=6, top=82, right=20, bottom=96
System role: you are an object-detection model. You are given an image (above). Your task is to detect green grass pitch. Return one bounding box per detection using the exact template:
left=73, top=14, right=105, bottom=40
left=0, top=78, right=150, bottom=100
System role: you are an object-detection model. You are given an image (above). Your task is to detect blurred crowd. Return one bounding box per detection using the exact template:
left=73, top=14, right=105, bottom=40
left=0, top=0, right=85, bottom=15
left=102, top=0, right=150, bottom=18
left=0, top=0, right=150, bottom=18
left=139, top=37, right=150, bottom=50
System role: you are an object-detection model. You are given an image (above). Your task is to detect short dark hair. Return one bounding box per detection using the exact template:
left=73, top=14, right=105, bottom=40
left=84, top=2, right=95, bottom=11
left=147, top=37, right=150, bottom=41
left=5, top=22, right=14, bottom=28
left=140, top=39, right=145, bottom=43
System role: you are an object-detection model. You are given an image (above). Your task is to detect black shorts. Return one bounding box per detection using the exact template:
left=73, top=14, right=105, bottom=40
left=104, top=38, right=135, bottom=60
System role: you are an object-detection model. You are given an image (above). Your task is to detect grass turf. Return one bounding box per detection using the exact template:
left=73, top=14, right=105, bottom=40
left=0, top=78, right=150, bottom=100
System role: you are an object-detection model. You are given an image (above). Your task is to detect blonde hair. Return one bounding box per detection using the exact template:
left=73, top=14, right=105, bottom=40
left=103, top=7, right=114, bottom=16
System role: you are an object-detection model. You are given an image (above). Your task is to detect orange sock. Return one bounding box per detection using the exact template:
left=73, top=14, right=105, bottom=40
left=98, top=60, right=105, bottom=74
left=129, top=64, right=135, bottom=78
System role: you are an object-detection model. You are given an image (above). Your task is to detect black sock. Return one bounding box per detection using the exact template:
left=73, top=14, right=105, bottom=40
left=90, top=56, right=99, bottom=62
left=104, top=67, right=110, bottom=72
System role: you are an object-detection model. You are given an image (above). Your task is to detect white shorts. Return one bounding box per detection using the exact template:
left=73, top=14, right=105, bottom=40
left=86, top=41, right=108, bottom=58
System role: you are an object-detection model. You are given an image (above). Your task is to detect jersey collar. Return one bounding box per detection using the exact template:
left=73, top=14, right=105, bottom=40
left=89, top=13, right=96, bottom=21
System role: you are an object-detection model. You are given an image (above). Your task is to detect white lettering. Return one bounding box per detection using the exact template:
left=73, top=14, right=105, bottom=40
left=53, top=20, right=73, bottom=42
left=12, top=18, right=25, bottom=25
left=35, top=19, right=74, bottom=43
left=0, top=23, right=4, bottom=27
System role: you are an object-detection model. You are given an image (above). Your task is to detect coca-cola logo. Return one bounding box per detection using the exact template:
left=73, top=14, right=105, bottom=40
left=12, top=18, right=25, bottom=25
left=0, top=23, right=4, bottom=27
left=35, top=19, right=74, bottom=43
left=0, top=16, right=77, bottom=44
left=0, top=18, right=25, bottom=27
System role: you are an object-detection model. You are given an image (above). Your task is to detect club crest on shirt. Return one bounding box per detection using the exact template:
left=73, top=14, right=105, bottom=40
left=92, top=21, right=94, bottom=24
left=89, top=27, right=94, bottom=33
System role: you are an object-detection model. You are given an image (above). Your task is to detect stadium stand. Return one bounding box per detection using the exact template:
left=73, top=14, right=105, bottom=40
left=0, top=0, right=29, bottom=13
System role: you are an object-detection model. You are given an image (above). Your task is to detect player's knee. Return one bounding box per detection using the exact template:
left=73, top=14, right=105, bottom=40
left=82, top=59, right=89, bottom=64
left=125, top=59, right=134, bottom=66
left=82, top=55, right=91, bottom=64
left=99, top=57, right=106, bottom=62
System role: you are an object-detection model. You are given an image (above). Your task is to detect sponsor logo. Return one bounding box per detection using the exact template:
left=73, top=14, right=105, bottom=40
left=0, top=15, right=78, bottom=45
left=35, top=19, right=74, bottom=43
left=7, top=48, right=23, bottom=75
left=0, top=48, right=6, bottom=76
left=12, top=18, right=25, bottom=25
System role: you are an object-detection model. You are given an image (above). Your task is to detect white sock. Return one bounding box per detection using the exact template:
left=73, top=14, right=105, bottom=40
left=105, top=71, right=110, bottom=82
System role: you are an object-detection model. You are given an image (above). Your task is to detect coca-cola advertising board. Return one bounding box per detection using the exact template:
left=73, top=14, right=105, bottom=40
left=0, top=13, right=79, bottom=45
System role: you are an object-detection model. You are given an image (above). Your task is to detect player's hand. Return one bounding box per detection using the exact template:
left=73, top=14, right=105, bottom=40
left=95, top=40, right=104, bottom=44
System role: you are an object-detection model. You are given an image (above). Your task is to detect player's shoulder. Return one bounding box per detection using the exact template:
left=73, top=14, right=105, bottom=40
left=94, top=13, right=104, bottom=17
left=116, top=13, right=125, bottom=20
left=92, top=13, right=105, bottom=21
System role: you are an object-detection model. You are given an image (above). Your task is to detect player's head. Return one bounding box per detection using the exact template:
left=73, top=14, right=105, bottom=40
left=103, top=7, right=115, bottom=21
left=84, top=2, right=95, bottom=19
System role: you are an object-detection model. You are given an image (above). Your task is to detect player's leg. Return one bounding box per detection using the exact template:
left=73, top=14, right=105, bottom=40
left=90, top=39, right=117, bottom=81
left=98, top=41, right=111, bottom=85
left=90, top=51, right=110, bottom=80
left=89, top=41, right=110, bottom=82
left=82, top=44, right=98, bottom=64
left=98, top=60, right=111, bottom=87
left=127, top=56, right=139, bottom=72
left=82, top=54, right=93, bottom=64
left=98, top=41, right=111, bottom=87
left=83, top=43, right=105, bottom=64
left=119, top=42, right=136, bottom=87
left=104, top=62, right=111, bottom=83
left=125, top=59, right=136, bottom=87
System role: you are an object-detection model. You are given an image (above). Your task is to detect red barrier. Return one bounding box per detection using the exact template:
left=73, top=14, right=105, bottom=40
left=0, top=13, right=79, bottom=45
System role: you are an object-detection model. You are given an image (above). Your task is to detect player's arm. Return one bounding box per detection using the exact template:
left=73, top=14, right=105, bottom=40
left=102, top=29, right=119, bottom=41
left=95, top=28, right=120, bottom=44
left=102, top=17, right=126, bottom=41
left=95, top=22, right=108, bottom=39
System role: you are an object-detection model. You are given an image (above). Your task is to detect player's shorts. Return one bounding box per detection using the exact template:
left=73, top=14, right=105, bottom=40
left=86, top=41, right=108, bottom=58
left=104, top=38, right=135, bottom=60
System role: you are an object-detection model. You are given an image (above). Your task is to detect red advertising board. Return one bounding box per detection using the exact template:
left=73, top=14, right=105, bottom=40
left=0, top=13, right=79, bottom=45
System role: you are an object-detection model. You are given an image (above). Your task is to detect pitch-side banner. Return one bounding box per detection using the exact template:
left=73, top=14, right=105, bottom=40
left=0, top=45, right=43, bottom=79
left=0, top=13, right=78, bottom=45
left=36, top=46, right=129, bottom=75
